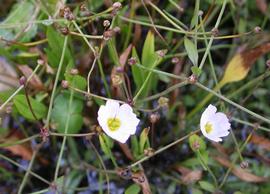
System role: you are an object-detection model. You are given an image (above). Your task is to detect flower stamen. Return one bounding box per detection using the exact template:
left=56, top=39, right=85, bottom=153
left=107, top=118, right=121, bottom=131
left=205, top=122, right=213, bottom=134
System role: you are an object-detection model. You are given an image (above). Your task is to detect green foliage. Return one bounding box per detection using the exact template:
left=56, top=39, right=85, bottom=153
left=13, top=94, right=47, bottom=121
left=125, top=184, right=141, bottom=194
left=51, top=94, right=83, bottom=133
left=184, top=36, right=198, bottom=66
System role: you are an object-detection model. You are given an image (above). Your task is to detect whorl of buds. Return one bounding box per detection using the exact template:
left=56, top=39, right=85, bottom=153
left=149, top=113, right=160, bottom=124
left=128, top=57, right=137, bottom=66
left=19, top=76, right=26, bottom=86
left=60, top=27, right=69, bottom=36
left=211, top=27, right=219, bottom=37
left=254, top=26, right=262, bottom=33
left=103, top=20, right=111, bottom=28
left=240, top=161, right=249, bottom=169
left=188, top=74, right=197, bottom=84
left=70, top=68, right=79, bottom=75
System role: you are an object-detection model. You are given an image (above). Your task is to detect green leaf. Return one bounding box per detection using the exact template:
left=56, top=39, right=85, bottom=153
left=191, top=66, right=202, bottom=76
left=142, top=31, right=156, bottom=69
left=131, top=47, right=143, bottom=88
left=125, top=184, right=141, bottom=194
left=51, top=94, right=83, bottom=133
left=184, top=36, right=198, bottom=66
left=189, top=134, right=206, bottom=152
left=0, top=1, right=37, bottom=42
left=13, top=94, right=47, bottom=121
left=199, top=181, right=215, bottom=193
left=131, top=136, right=140, bottom=159
left=65, top=74, right=87, bottom=91
left=139, top=128, right=150, bottom=153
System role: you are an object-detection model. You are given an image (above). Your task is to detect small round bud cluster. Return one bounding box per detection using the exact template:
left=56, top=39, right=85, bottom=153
left=111, top=74, right=123, bottom=86
left=112, top=2, right=122, bottom=10
left=149, top=113, right=160, bottom=124
left=198, top=10, right=204, bottom=17
left=266, top=59, right=270, bottom=69
left=171, top=57, right=180, bottom=64
left=158, top=97, right=169, bottom=108
left=5, top=105, right=12, bottom=114
left=240, top=161, right=249, bottom=169
left=111, top=2, right=122, bottom=16
left=116, top=66, right=124, bottom=73
left=188, top=74, right=197, bottom=84
left=80, top=4, right=90, bottom=16
left=60, top=6, right=75, bottom=21
left=103, top=20, right=111, bottom=28
left=117, top=168, right=132, bottom=180
left=254, top=26, right=262, bottom=33
left=61, top=80, right=69, bottom=89
left=103, top=27, right=120, bottom=40
left=37, top=59, right=45, bottom=65
left=192, top=140, right=200, bottom=151
left=128, top=57, right=137, bottom=66
left=19, top=76, right=26, bottom=86
left=70, top=68, right=79, bottom=75
left=60, top=27, right=69, bottom=36
left=211, top=27, right=219, bottom=37
left=156, top=49, right=167, bottom=58
left=144, top=148, right=155, bottom=157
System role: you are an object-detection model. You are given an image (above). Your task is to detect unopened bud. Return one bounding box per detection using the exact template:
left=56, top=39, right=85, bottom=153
left=113, top=26, right=121, bottom=34
left=172, top=57, right=180, bottom=64
left=149, top=113, right=160, bottom=123
left=188, top=74, right=197, bottom=84
left=144, top=148, right=155, bottom=156
left=111, top=74, right=123, bottom=86
left=254, top=26, right=262, bottom=33
left=112, top=2, right=122, bottom=10
left=266, top=59, right=270, bottom=68
left=198, top=10, right=204, bottom=17
left=19, top=76, right=26, bottom=86
left=70, top=68, right=79, bottom=75
left=156, top=49, right=167, bottom=58
left=158, top=97, right=169, bottom=108
left=61, top=80, right=69, bottom=89
left=60, top=27, right=69, bottom=35
left=192, top=140, right=200, bottom=151
left=116, top=66, right=124, bottom=73
left=128, top=57, right=137, bottom=66
left=103, top=20, right=110, bottom=28
left=5, top=105, right=12, bottom=114
left=103, top=29, right=114, bottom=41
left=240, top=161, right=249, bottom=169
left=37, top=59, right=45, bottom=65
left=211, top=27, right=219, bottom=36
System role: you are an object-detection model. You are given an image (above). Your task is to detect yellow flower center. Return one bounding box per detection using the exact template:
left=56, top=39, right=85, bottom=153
left=107, top=118, right=121, bottom=131
left=205, top=122, right=213, bottom=134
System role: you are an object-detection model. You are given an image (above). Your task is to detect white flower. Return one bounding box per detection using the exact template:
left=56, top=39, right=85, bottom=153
left=97, top=100, right=140, bottom=143
left=200, top=104, right=231, bottom=142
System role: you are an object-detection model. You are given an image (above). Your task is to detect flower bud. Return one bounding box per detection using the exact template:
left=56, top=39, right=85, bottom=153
left=103, top=20, right=111, bottom=28
left=37, top=59, right=45, bottom=65
left=61, top=80, right=69, bottom=89
left=188, top=74, right=197, bottom=84
left=70, top=68, right=79, bottom=75
left=240, top=161, right=249, bottom=169
left=149, top=113, right=160, bottom=123
left=254, top=26, right=262, bottom=33
left=19, top=76, right=26, bottom=86
left=128, top=57, right=137, bottom=66
left=112, top=2, right=122, bottom=10
left=158, top=97, right=169, bottom=108
left=211, top=28, right=219, bottom=36
left=111, top=74, right=123, bottom=86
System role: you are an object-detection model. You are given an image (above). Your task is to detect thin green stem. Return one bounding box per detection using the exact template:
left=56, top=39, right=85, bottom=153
left=129, top=130, right=200, bottom=168
left=0, top=64, right=41, bottom=111
left=45, top=36, right=68, bottom=129
left=197, top=150, right=218, bottom=188
left=198, top=0, right=227, bottom=69
left=133, top=71, right=152, bottom=102
left=0, top=134, right=39, bottom=148
left=18, top=145, right=41, bottom=194
left=72, top=21, right=95, bottom=53
left=0, top=153, right=50, bottom=185
left=54, top=90, right=74, bottom=182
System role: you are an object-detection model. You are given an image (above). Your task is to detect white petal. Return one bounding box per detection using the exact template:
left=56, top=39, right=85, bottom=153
left=200, top=104, right=217, bottom=137
left=97, top=105, right=110, bottom=129
left=210, top=112, right=231, bottom=138
left=105, top=100, right=120, bottom=117
left=104, top=128, right=131, bottom=143
left=118, top=104, right=140, bottom=134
